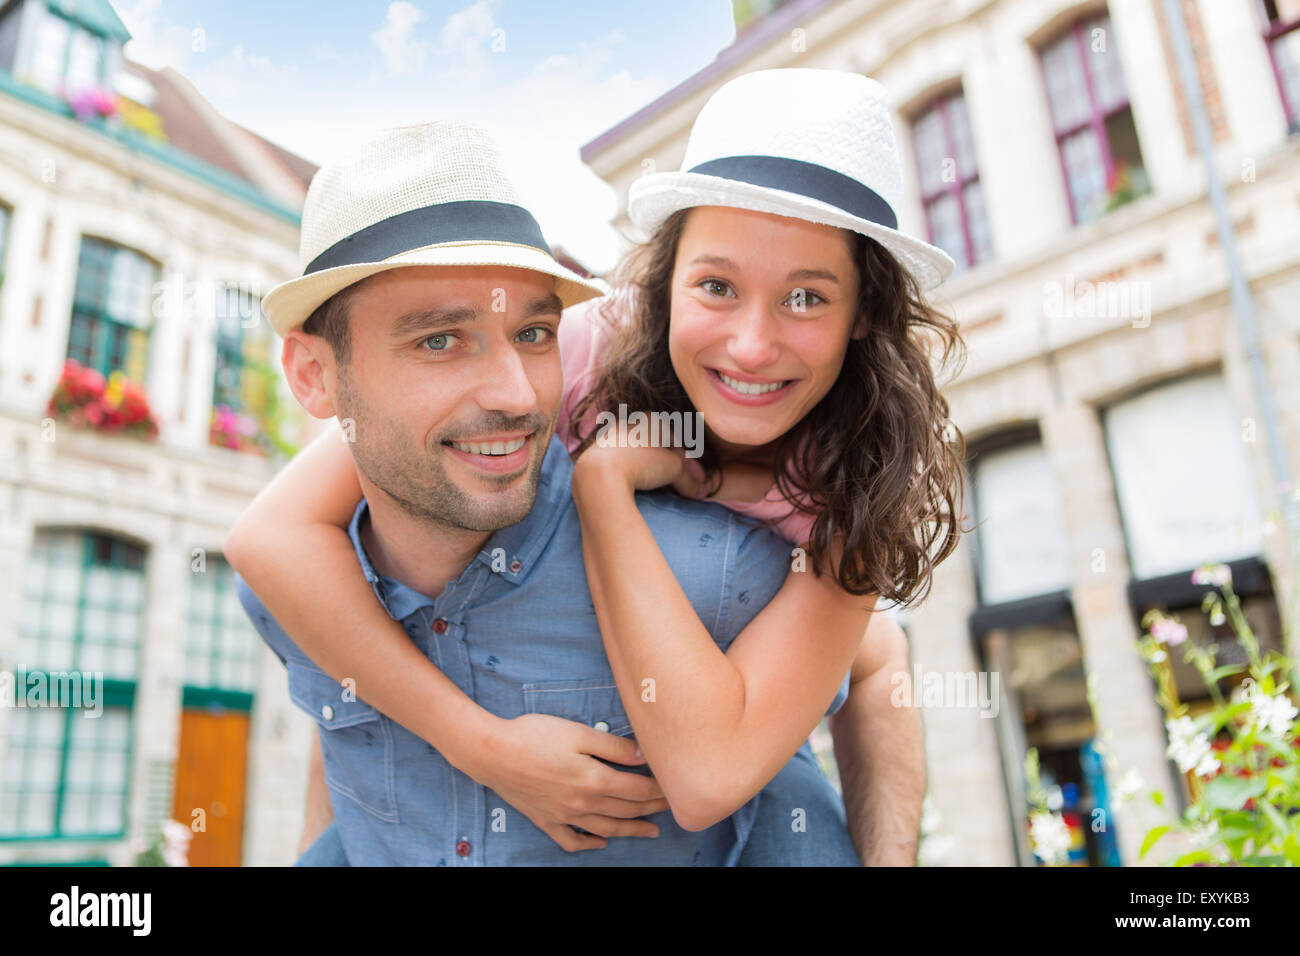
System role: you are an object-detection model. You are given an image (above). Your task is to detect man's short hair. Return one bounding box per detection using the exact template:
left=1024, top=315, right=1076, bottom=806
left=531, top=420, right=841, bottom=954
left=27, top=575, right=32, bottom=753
left=300, top=282, right=361, bottom=365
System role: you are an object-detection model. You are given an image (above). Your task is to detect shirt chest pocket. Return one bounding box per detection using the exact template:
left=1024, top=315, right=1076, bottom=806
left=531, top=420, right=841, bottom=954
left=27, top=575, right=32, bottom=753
left=521, top=678, right=634, bottom=738
left=287, top=660, right=398, bottom=824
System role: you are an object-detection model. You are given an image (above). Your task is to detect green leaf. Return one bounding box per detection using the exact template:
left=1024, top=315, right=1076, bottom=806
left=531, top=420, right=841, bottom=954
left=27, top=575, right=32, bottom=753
left=1174, top=849, right=1215, bottom=866
left=1203, top=775, right=1267, bottom=811
left=1283, top=832, right=1300, bottom=866
left=1259, top=800, right=1291, bottom=840
left=1140, top=825, right=1172, bottom=860
left=1150, top=790, right=1166, bottom=807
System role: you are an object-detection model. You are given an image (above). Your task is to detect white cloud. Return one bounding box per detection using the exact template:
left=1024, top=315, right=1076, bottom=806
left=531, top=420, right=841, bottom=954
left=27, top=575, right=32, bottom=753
left=372, top=2, right=429, bottom=76
left=439, top=0, right=501, bottom=65
left=117, top=0, right=200, bottom=71
left=191, top=44, right=298, bottom=101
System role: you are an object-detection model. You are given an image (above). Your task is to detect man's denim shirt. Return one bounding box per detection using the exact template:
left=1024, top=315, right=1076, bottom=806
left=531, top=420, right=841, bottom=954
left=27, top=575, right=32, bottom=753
left=237, top=435, right=850, bottom=866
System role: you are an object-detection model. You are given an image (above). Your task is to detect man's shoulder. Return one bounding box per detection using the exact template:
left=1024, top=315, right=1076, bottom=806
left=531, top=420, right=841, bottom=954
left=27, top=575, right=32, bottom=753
left=633, top=491, right=791, bottom=574
left=233, top=571, right=295, bottom=666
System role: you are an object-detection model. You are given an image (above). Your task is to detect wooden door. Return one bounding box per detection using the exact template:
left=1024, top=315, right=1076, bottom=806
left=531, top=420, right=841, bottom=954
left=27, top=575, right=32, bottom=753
left=171, top=706, right=250, bottom=867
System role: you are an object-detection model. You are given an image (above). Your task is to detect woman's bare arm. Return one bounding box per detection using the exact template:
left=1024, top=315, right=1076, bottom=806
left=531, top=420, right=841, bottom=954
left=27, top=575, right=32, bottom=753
left=572, top=451, right=871, bottom=831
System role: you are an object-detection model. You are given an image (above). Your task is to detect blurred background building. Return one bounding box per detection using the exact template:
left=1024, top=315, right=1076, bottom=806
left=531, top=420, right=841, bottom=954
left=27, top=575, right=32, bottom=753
left=1, top=0, right=1298, bottom=868
left=0, top=0, right=324, bottom=866
left=582, top=0, right=1300, bottom=865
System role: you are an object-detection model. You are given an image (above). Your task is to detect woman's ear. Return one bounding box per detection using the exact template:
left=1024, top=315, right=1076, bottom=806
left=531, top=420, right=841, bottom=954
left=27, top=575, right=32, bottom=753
left=850, top=309, right=870, bottom=340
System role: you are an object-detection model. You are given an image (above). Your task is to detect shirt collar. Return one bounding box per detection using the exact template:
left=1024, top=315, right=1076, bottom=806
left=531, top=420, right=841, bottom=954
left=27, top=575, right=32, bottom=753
left=469, top=434, right=571, bottom=586
left=346, top=435, right=573, bottom=617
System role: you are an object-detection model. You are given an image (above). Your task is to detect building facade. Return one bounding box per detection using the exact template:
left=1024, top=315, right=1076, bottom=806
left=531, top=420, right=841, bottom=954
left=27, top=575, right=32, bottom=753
left=582, top=0, right=1300, bottom=865
left=0, top=0, right=322, bottom=866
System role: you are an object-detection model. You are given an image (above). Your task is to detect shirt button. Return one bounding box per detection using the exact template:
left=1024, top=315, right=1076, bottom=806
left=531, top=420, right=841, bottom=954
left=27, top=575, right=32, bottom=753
left=509, top=559, right=522, bottom=573
left=321, top=705, right=334, bottom=721
left=455, top=838, right=472, bottom=857
left=592, top=720, right=609, bottom=733
left=432, top=618, right=449, bottom=634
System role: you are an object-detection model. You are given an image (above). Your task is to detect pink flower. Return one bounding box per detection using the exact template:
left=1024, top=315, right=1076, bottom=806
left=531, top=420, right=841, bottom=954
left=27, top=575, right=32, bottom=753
left=1151, top=617, right=1188, bottom=647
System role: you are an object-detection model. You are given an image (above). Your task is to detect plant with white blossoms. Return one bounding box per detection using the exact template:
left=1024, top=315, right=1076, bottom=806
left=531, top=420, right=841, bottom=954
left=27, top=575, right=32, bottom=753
left=916, top=793, right=956, bottom=866
left=1022, top=747, right=1072, bottom=865
left=1138, top=562, right=1300, bottom=866
left=132, top=819, right=192, bottom=867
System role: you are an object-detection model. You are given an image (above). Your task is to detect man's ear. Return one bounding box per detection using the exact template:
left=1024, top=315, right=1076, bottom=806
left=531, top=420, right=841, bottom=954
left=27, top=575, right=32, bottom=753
left=281, top=330, right=337, bottom=419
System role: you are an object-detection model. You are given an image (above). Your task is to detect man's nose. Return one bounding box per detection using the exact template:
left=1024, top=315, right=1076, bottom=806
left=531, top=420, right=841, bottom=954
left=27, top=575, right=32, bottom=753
left=473, top=339, right=539, bottom=418
left=725, top=302, right=782, bottom=370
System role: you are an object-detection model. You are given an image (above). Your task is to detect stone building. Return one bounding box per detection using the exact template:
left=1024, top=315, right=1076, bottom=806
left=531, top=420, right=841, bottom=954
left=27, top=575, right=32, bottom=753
left=582, top=0, right=1300, bottom=865
left=0, top=0, right=321, bottom=866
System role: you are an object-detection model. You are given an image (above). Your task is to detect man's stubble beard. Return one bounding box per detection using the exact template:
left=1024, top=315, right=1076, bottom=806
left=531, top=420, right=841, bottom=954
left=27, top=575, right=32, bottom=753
left=335, top=364, right=553, bottom=534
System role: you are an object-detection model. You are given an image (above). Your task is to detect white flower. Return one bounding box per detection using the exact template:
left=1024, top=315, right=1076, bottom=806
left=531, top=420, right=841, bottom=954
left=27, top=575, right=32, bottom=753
left=918, top=832, right=955, bottom=866
left=161, top=844, right=188, bottom=867
left=1166, top=716, right=1213, bottom=773
left=1193, top=751, right=1221, bottom=777
left=1029, top=811, right=1070, bottom=864
left=1234, top=682, right=1298, bottom=739
left=919, top=794, right=942, bottom=835
left=161, top=819, right=193, bottom=848
left=1115, top=767, right=1144, bottom=803
left=1191, top=564, right=1232, bottom=588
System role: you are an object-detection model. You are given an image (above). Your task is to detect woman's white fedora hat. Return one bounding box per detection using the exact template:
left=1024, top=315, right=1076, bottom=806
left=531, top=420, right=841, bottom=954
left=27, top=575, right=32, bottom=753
left=627, top=68, right=955, bottom=292
left=262, top=121, right=605, bottom=337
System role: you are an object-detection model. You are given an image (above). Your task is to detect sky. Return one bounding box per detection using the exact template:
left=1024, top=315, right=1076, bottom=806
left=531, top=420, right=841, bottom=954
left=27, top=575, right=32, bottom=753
left=112, top=0, right=740, bottom=272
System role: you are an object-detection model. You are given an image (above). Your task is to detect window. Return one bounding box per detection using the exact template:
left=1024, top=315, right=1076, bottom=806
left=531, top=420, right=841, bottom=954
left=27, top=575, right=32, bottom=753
left=1103, top=374, right=1264, bottom=579
left=25, top=5, right=104, bottom=96
left=184, top=555, right=260, bottom=702
left=1, top=530, right=145, bottom=839
left=67, top=237, right=157, bottom=381
left=967, top=434, right=1120, bottom=866
left=1259, top=0, right=1300, bottom=131
left=970, top=440, right=1072, bottom=604
left=912, top=90, right=994, bottom=270
left=211, top=286, right=277, bottom=452
left=213, top=287, right=273, bottom=416
left=1040, top=11, right=1150, bottom=224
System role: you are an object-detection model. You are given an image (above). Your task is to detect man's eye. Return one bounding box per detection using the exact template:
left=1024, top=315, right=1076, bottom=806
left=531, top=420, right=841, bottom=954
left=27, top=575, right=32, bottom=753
left=422, top=333, right=458, bottom=352
left=516, top=326, right=554, bottom=344
left=700, top=279, right=735, bottom=298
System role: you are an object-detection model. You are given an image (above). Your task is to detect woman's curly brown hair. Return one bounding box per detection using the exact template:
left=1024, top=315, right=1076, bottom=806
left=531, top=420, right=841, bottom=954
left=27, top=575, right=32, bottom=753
left=568, top=207, right=969, bottom=608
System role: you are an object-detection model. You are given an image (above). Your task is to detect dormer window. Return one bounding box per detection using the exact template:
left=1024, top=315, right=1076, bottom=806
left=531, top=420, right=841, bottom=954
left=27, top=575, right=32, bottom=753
left=10, top=0, right=130, bottom=98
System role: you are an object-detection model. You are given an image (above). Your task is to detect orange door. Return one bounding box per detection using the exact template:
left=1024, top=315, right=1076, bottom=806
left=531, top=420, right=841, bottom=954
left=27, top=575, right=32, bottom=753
left=171, top=707, right=250, bottom=867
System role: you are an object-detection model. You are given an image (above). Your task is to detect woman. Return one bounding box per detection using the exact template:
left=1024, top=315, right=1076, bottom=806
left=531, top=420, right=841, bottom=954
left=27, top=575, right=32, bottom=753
left=228, top=68, right=966, bottom=859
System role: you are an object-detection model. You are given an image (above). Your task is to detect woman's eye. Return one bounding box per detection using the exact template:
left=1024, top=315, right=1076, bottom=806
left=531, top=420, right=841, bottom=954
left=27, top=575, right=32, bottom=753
left=786, top=288, right=826, bottom=309
left=421, top=333, right=458, bottom=352
left=700, top=279, right=735, bottom=298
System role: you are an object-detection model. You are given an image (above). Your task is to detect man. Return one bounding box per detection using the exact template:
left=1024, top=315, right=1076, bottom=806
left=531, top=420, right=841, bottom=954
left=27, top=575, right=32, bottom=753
left=233, top=121, right=923, bottom=865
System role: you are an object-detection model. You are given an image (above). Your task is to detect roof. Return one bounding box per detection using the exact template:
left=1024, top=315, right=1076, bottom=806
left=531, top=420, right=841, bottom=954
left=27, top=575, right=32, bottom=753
left=580, top=0, right=841, bottom=162
left=47, top=0, right=132, bottom=41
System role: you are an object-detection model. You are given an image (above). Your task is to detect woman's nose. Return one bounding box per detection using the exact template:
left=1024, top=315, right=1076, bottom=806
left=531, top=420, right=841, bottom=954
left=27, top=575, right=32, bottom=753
left=725, top=304, right=782, bottom=369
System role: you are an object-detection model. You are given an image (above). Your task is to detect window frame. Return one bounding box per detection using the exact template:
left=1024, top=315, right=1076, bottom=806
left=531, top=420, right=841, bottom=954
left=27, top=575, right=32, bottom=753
left=1, top=530, right=145, bottom=842
left=67, top=236, right=158, bottom=382
left=911, top=88, right=993, bottom=271
left=1038, top=10, right=1145, bottom=224
left=1258, top=0, right=1300, bottom=131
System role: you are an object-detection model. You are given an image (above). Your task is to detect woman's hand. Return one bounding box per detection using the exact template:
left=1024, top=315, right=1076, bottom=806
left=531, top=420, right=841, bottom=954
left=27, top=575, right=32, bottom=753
left=572, top=443, right=775, bottom=504
left=572, top=442, right=705, bottom=498
left=466, top=714, right=670, bottom=852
